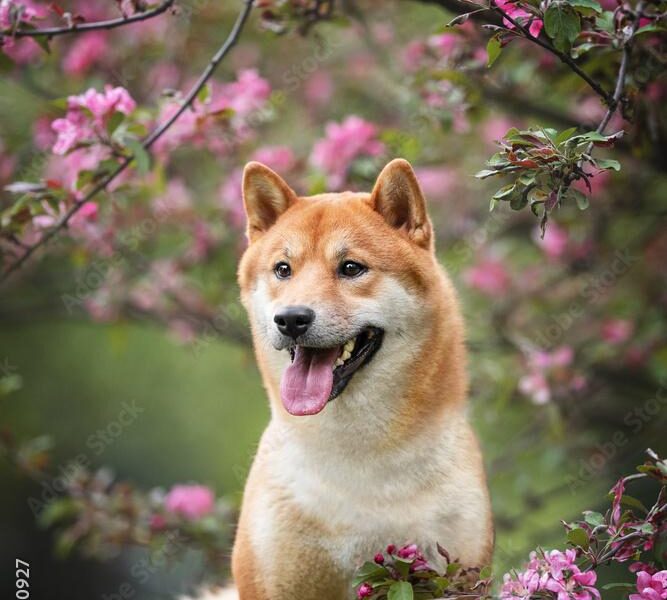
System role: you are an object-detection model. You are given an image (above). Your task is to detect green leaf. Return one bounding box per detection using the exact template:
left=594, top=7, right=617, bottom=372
left=569, top=0, right=602, bottom=13
left=595, top=158, right=621, bottom=171
left=583, top=510, right=605, bottom=526
left=510, top=186, right=531, bottom=210
left=602, top=583, right=636, bottom=590
left=633, top=23, right=667, bottom=37
left=619, top=494, right=648, bottom=512
left=393, top=557, right=411, bottom=578
left=555, top=127, right=578, bottom=145
left=487, top=35, right=502, bottom=67
left=106, top=111, right=125, bottom=135
left=124, top=139, right=151, bottom=175
left=544, top=4, right=581, bottom=52
left=388, top=581, right=414, bottom=600
left=568, top=188, right=589, bottom=210
left=479, top=565, right=493, bottom=579
left=567, top=527, right=590, bottom=549
left=197, top=83, right=211, bottom=104
left=493, top=184, right=516, bottom=200
left=475, top=169, right=500, bottom=179
left=38, top=499, right=80, bottom=528
left=352, top=562, right=389, bottom=586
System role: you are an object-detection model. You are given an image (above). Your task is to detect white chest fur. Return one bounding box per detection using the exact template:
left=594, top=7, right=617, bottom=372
left=248, top=410, right=490, bottom=578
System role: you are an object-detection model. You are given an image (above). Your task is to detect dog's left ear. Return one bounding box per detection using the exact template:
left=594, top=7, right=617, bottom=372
left=369, top=159, right=433, bottom=250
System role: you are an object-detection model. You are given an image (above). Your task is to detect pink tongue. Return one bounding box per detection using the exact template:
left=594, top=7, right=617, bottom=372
left=280, top=346, right=340, bottom=416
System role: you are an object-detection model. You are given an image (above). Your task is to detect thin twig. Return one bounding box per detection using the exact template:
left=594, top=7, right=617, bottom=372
left=0, top=0, right=255, bottom=285
left=592, top=0, right=646, bottom=137
left=3, top=0, right=175, bottom=38
left=492, top=5, right=612, bottom=102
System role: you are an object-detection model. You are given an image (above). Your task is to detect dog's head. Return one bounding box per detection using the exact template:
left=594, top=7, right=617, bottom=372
left=238, top=159, right=463, bottom=419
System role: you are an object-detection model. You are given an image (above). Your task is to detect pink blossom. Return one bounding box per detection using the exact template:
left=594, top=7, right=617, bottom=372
left=629, top=571, right=667, bottom=600
left=463, top=257, right=510, bottom=295
left=252, top=145, right=296, bottom=173
left=0, top=0, right=44, bottom=29
left=528, top=346, right=573, bottom=370
left=373, top=553, right=384, bottom=564
left=310, top=115, right=385, bottom=188
left=154, top=70, right=271, bottom=158
left=219, top=148, right=296, bottom=230
left=533, top=222, right=569, bottom=260
left=51, top=85, right=136, bottom=155
left=152, top=178, right=192, bottom=220
left=304, top=70, right=334, bottom=106
left=481, top=116, right=518, bottom=147
left=495, top=0, right=543, bottom=38
left=1, top=37, right=42, bottom=63
left=69, top=85, right=136, bottom=122
left=371, top=22, right=394, bottom=45
left=357, top=583, right=373, bottom=598
left=0, top=136, right=16, bottom=181
left=502, top=549, right=600, bottom=600
left=414, top=166, right=458, bottom=201
left=149, top=514, right=167, bottom=531
left=32, top=116, right=56, bottom=151
left=574, top=167, right=612, bottom=197
left=402, top=40, right=427, bottom=71
left=62, top=32, right=109, bottom=76
left=518, top=372, right=551, bottom=405
left=397, top=543, right=419, bottom=560
left=601, top=319, right=634, bottom=344
left=45, top=146, right=115, bottom=196
left=428, top=33, right=460, bottom=56
left=164, top=484, right=215, bottom=519
left=220, top=168, right=245, bottom=229
left=212, top=68, right=271, bottom=118
left=31, top=200, right=98, bottom=232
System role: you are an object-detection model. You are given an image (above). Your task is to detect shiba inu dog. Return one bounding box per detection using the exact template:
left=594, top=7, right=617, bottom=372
left=204, top=159, right=493, bottom=600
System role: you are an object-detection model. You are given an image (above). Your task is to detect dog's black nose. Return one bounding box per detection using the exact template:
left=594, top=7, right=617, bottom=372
left=274, top=306, right=315, bottom=339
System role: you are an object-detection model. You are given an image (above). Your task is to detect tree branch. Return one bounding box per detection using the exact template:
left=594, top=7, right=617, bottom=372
left=492, top=5, right=612, bottom=103
left=593, top=0, right=646, bottom=136
left=0, top=0, right=255, bottom=286
left=3, top=0, right=175, bottom=39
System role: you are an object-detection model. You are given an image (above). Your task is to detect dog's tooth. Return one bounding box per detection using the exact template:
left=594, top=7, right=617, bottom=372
left=334, top=357, right=344, bottom=367
left=344, top=339, right=355, bottom=353
left=341, top=350, right=351, bottom=361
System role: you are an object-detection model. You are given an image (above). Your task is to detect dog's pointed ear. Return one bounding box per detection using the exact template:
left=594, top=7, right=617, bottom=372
left=243, top=162, right=298, bottom=242
left=369, top=159, right=432, bottom=249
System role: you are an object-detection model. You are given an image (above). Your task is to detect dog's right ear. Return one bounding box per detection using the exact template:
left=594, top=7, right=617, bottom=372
left=242, top=162, right=298, bottom=242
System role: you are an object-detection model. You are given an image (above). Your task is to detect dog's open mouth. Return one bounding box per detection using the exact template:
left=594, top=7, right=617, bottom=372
left=279, top=327, right=384, bottom=416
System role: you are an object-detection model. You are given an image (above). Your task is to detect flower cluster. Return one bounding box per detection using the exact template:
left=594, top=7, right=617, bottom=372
left=501, top=549, right=600, bottom=600
left=630, top=570, right=667, bottom=600
left=518, top=346, right=586, bottom=405
left=354, top=451, right=666, bottom=600
left=354, top=542, right=490, bottom=599
left=310, top=115, right=385, bottom=188
left=494, top=0, right=543, bottom=38
left=51, top=86, right=137, bottom=155
left=153, top=69, right=271, bottom=158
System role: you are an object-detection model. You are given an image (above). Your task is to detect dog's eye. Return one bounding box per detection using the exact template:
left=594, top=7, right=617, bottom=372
left=339, top=260, right=367, bottom=278
left=274, top=262, right=292, bottom=280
